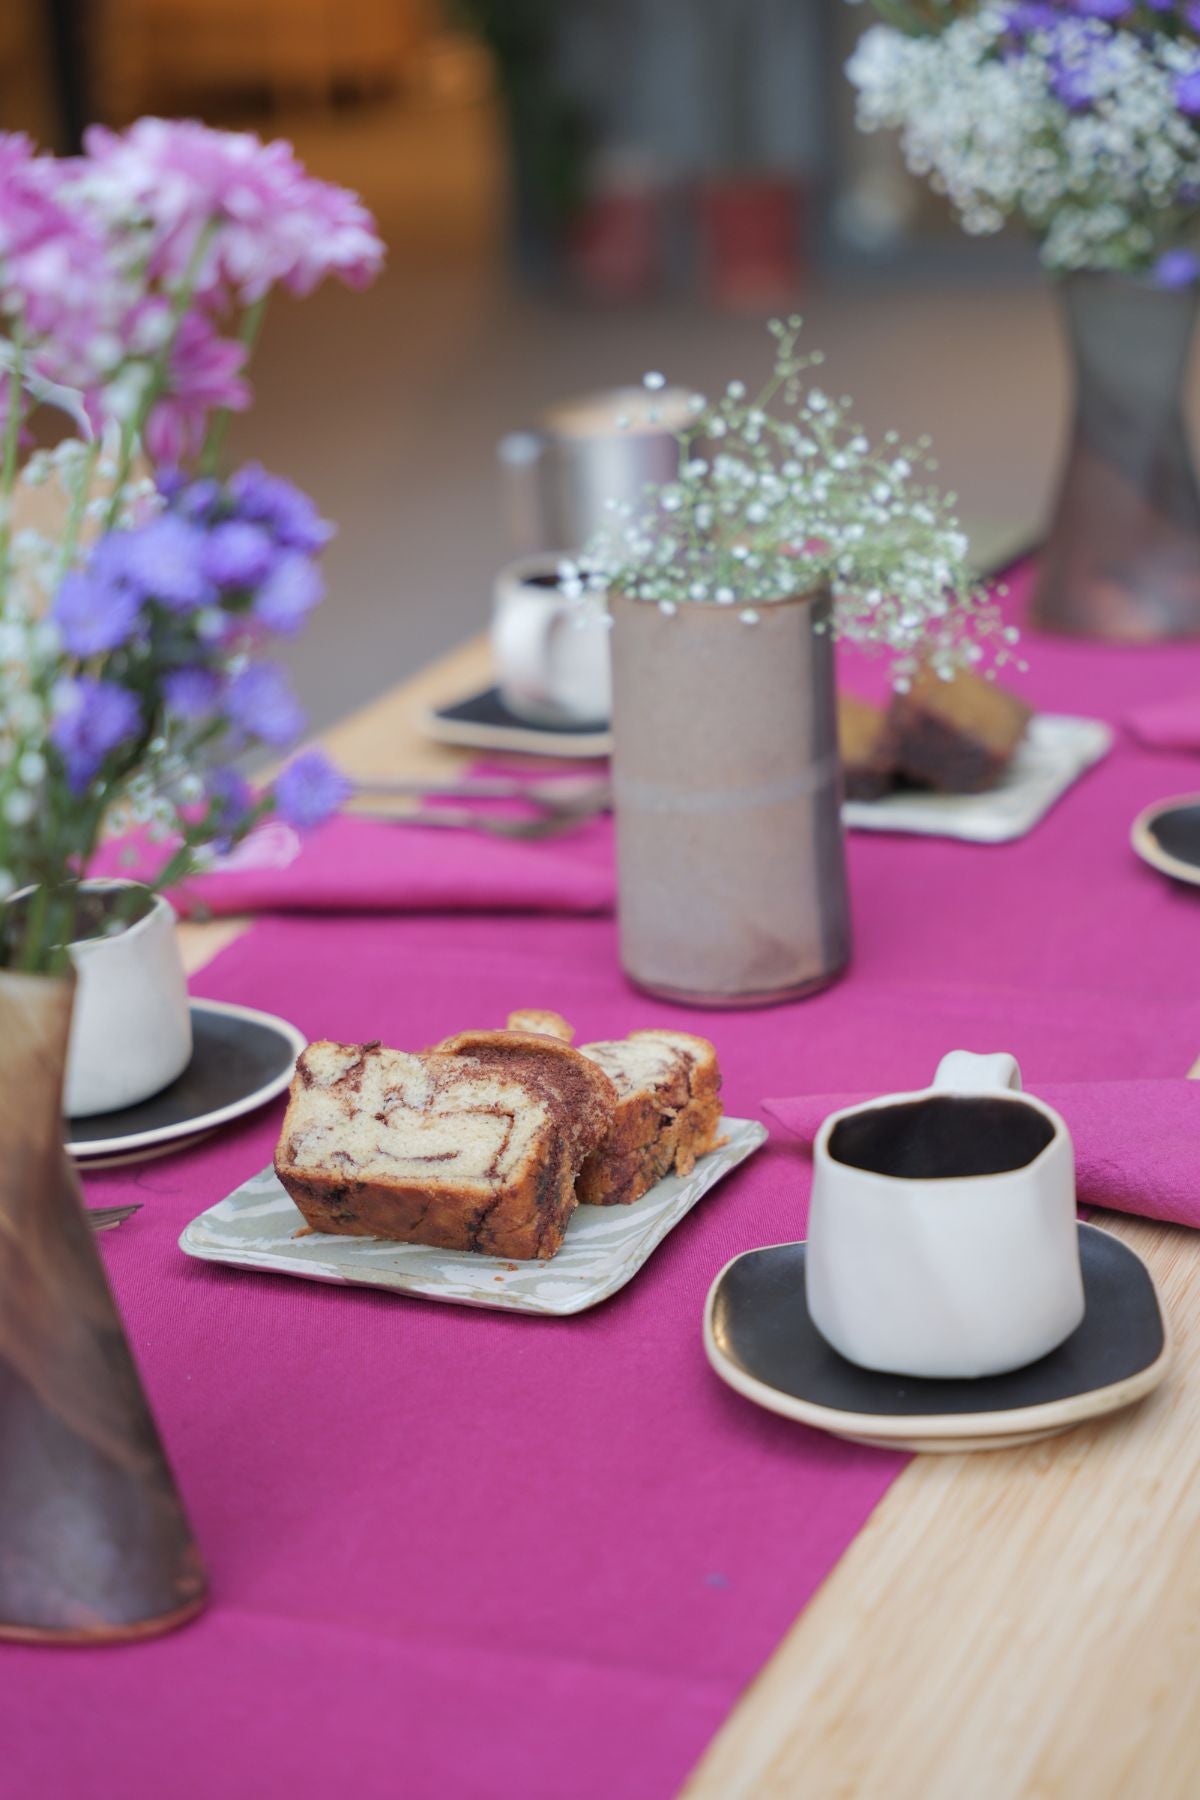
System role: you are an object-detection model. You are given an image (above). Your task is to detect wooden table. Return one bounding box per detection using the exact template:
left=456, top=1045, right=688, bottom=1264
left=179, top=638, right=1200, bottom=1800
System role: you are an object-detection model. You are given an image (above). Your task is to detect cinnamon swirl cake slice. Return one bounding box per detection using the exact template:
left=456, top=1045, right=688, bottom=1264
left=275, top=1037, right=617, bottom=1261
left=575, top=1030, right=724, bottom=1207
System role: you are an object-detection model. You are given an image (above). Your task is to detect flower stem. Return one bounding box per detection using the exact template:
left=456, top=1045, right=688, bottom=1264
left=200, top=293, right=268, bottom=477
left=103, top=217, right=220, bottom=530
left=55, top=437, right=102, bottom=584
left=0, top=327, right=27, bottom=597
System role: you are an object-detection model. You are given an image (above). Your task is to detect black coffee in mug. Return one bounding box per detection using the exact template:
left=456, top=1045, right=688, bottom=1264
left=828, top=1095, right=1055, bottom=1182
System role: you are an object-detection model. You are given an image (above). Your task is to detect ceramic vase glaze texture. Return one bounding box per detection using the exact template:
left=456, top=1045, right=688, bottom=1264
left=1033, top=272, right=1200, bottom=642
left=610, top=589, right=850, bottom=1006
left=0, top=968, right=206, bottom=1642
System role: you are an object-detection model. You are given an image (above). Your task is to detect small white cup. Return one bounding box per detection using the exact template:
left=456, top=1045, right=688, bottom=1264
left=65, top=883, right=193, bottom=1116
left=806, top=1051, right=1085, bottom=1379
left=492, top=555, right=611, bottom=728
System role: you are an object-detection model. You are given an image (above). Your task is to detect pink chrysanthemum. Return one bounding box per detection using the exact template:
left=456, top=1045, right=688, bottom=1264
left=142, top=311, right=251, bottom=464
left=80, top=118, right=384, bottom=306
left=0, top=131, right=126, bottom=388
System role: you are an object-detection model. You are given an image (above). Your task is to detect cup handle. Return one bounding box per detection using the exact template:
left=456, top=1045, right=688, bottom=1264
left=932, top=1050, right=1023, bottom=1094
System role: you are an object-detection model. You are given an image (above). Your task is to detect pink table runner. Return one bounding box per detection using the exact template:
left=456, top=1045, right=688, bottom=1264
left=9, top=559, right=1200, bottom=1800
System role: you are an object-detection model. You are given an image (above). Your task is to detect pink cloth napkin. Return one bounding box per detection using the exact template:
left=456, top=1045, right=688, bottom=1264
left=1124, top=692, right=1200, bottom=755
left=764, top=1080, right=1200, bottom=1229
left=90, top=810, right=617, bottom=918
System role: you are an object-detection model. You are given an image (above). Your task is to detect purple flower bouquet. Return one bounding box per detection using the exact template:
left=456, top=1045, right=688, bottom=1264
left=0, top=120, right=383, bottom=971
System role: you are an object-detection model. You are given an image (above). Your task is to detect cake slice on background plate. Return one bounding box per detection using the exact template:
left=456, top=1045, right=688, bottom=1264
left=888, top=664, right=1032, bottom=794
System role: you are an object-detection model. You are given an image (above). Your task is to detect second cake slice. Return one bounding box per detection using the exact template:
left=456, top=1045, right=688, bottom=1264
left=576, top=1030, right=723, bottom=1206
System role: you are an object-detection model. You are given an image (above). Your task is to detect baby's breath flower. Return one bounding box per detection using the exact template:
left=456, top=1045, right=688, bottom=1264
left=583, top=320, right=1011, bottom=677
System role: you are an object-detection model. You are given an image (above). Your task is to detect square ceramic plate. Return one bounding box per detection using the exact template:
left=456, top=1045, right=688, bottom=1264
left=844, top=713, right=1113, bottom=844
left=179, top=1116, right=766, bottom=1316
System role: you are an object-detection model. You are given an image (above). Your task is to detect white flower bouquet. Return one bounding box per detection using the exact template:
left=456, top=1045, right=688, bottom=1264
left=847, top=1, right=1200, bottom=279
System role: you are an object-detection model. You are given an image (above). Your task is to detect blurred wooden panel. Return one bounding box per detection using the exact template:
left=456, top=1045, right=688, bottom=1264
left=0, top=0, right=56, bottom=142
left=94, top=0, right=438, bottom=119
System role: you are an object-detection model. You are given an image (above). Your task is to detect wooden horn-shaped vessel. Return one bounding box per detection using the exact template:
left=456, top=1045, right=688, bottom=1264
left=0, top=968, right=206, bottom=1643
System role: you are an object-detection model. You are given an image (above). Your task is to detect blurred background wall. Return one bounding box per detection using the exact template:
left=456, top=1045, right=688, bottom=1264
left=5, top=1, right=1074, bottom=728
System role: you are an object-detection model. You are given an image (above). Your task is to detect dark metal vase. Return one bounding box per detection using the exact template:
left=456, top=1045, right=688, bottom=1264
left=1032, top=272, right=1200, bottom=642
left=610, top=590, right=850, bottom=1008
left=0, top=968, right=206, bottom=1643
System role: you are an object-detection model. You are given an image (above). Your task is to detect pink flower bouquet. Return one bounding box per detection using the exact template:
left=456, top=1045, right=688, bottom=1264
left=0, top=119, right=384, bottom=970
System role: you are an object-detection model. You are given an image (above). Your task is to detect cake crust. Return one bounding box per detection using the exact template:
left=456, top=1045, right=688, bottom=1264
left=505, top=1009, right=575, bottom=1043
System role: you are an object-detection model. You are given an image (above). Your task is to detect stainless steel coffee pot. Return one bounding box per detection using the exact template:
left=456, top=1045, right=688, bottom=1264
left=497, top=385, right=689, bottom=556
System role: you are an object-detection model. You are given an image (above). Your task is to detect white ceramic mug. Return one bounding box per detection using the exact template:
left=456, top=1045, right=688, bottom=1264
left=65, top=883, right=193, bottom=1117
left=806, top=1051, right=1085, bottom=1379
left=492, top=555, right=611, bottom=728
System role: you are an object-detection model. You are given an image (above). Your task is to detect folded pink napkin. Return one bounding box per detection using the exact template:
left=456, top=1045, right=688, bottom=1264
left=1125, top=693, right=1200, bottom=754
left=764, top=1081, right=1200, bottom=1230
left=90, top=812, right=616, bottom=919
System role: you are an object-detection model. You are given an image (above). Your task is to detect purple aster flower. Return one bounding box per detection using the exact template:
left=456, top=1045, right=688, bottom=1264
left=1073, top=0, right=1129, bottom=17
left=108, top=514, right=215, bottom=613
left=273, top=750, right=349, bottom=831
left=164, top=666, right=223, bottom=720
left=253, top=553, right=325, bottom=635
left=171, top=476, right=224, bottom=524
left=226, top=463, right=335, bottom=554
left=201, top=520, right=278, bottom=590
left=204, top=766, right=254, bottom=851
left=224, top=662, right=306, bottom=746
left=1004, top=2, right=1060, bottom=32
left=1177, top=68, right=1200, bottom=118
left=1154, top=248, right=1200, bottom=288
left=1051, top=55, right=1100, bottom=112
left=156, top=466, right=188, bottom=502
left=52, top=568, right=141, bottom=656
left=50, top=676, right=141, bottom=792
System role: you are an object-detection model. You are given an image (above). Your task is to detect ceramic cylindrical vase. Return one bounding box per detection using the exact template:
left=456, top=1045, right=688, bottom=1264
left=1032, top=272, right=1200, bottom=641
left=0, top=968, right=207, bottom=1643
left=610, top=589, right=850, bottom=1007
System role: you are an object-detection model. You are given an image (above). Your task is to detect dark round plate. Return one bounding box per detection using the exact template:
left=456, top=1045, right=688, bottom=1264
left=68, top=999, right=305, bottom=1162
left=1132, top=795, right=1200, bottom=888
left=704, top=1225, right=1170, bottom=1452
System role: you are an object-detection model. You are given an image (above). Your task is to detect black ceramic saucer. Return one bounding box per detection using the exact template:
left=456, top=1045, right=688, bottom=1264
left=704, top=1226, right=1170, bottom=1452
left=1132, top=795, right=1200, bottom=889
left=424, top=686, right=611, bottom=760
left=68, top=999, right=305, bottom=1165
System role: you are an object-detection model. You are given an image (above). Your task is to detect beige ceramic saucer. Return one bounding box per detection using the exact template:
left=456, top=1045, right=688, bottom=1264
left=704, top=1227, right=1170, bottom=1454
left=1131, top=794, right=1200, bottom=889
